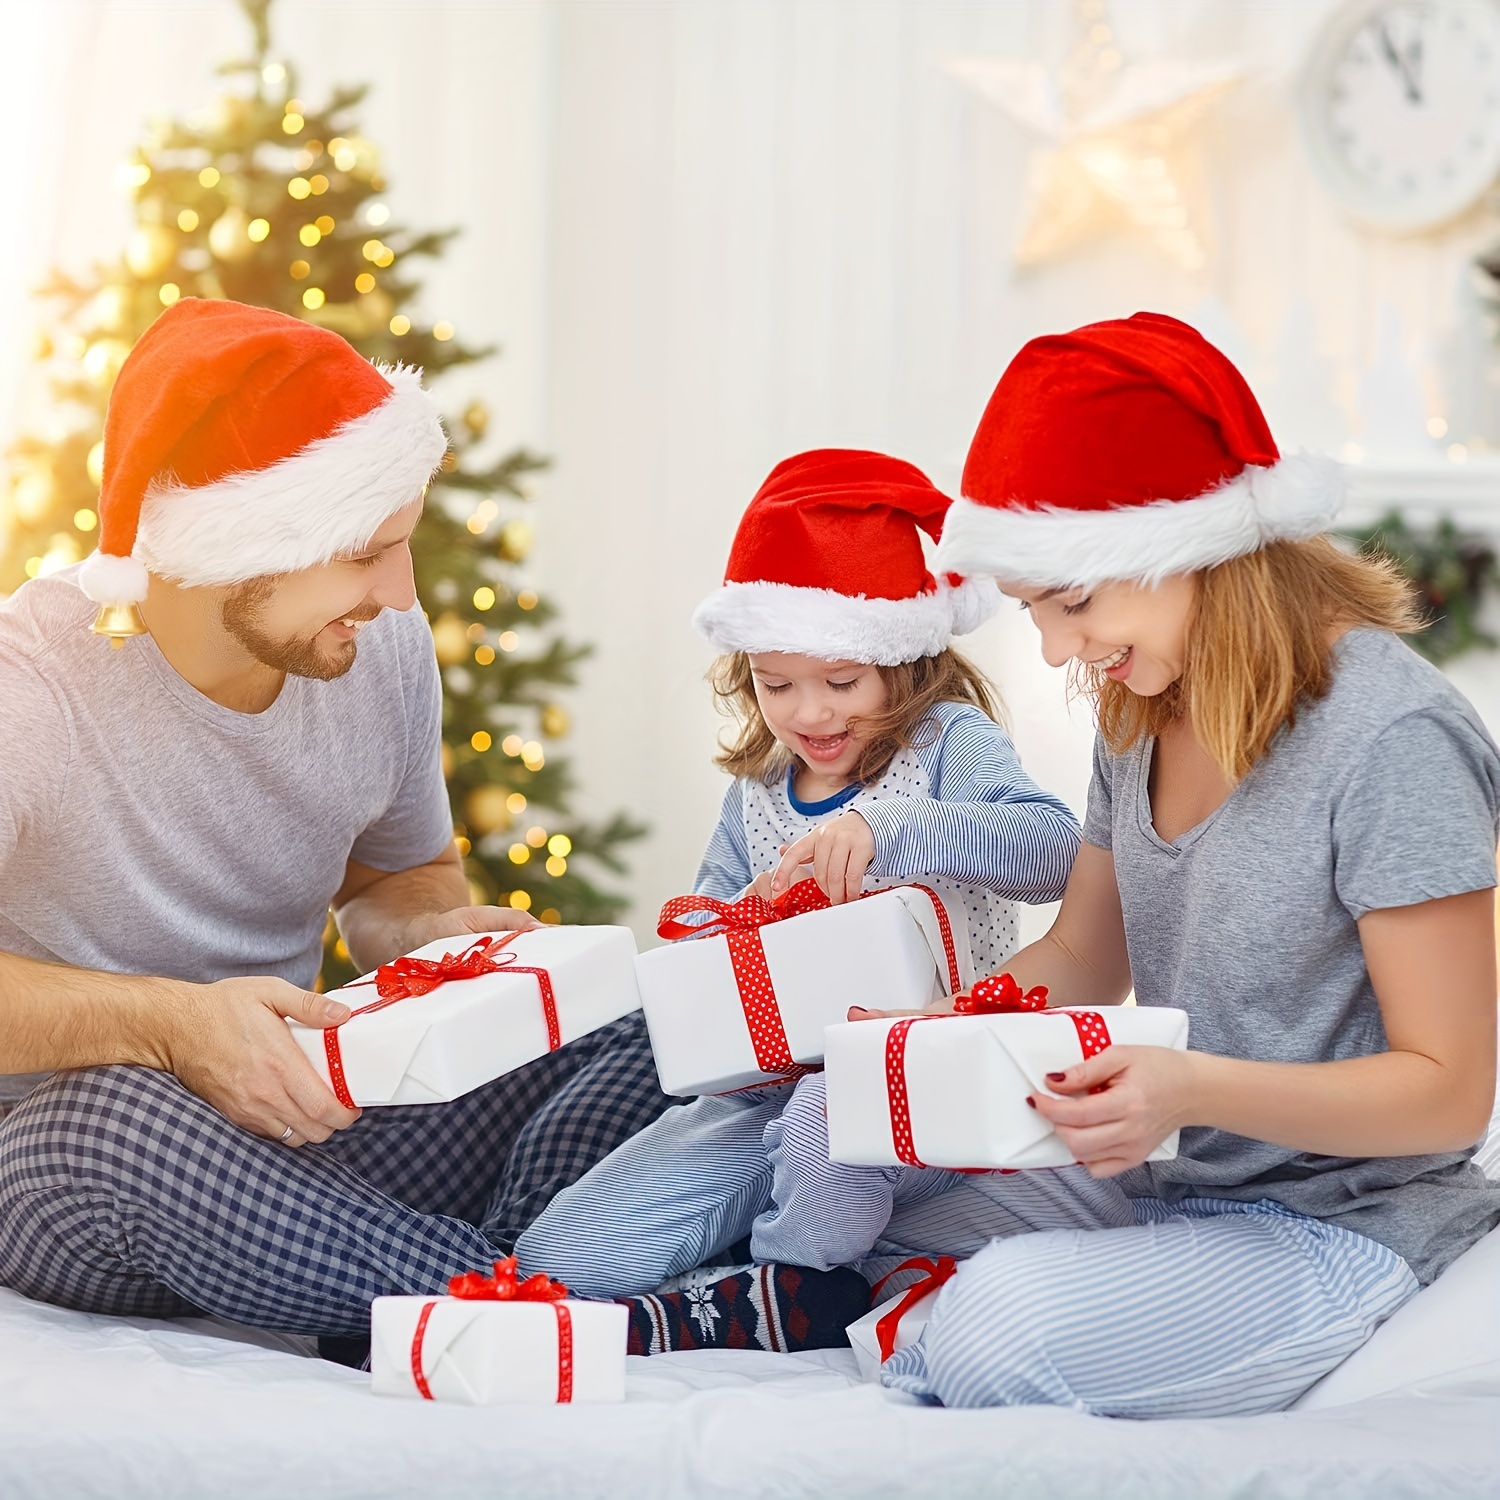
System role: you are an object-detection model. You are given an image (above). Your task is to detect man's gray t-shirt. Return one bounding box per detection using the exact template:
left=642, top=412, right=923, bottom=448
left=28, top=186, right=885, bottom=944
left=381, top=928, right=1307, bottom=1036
left=0, top=567, right=455, bottom=1104
left=1084, top=628, right=1500, bottom=1284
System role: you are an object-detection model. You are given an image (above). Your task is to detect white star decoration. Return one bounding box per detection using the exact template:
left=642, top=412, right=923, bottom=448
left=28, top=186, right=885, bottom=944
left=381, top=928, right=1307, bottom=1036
left=946, top=0, right=1243, bottom=272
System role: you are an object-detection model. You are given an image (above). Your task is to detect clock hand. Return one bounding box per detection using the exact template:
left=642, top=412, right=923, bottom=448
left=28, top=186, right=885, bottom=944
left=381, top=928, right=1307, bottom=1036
left=1377, top=20, right=1424, bottom=105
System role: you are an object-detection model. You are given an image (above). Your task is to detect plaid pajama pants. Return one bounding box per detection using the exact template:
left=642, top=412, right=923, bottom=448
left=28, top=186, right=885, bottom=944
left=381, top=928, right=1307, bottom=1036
left=0, top=1012, right=675, bottom=1337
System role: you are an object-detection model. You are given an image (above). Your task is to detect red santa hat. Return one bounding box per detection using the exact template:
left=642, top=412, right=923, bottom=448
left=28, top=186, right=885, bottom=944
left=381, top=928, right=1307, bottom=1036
left=692, top=448, right=998, bottom=665
left=935, top=311, right=1344, bottom=589
left=77, top=297, right=446, bottom=607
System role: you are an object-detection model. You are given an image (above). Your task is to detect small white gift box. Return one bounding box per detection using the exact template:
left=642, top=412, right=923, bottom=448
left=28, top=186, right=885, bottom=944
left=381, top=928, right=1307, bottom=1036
left=371, top=1294, right=628, bottom=1405
left=289, top=926, right=640, bottom=1107
left=825, top=1005, right=1190, bottom=1170
left=845, top=1256, right=958, bottom=1381
left=638, top=882, right=973, bottom=1097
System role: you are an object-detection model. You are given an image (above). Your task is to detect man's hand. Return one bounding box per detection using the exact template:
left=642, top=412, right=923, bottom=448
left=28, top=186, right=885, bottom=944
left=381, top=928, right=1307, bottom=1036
left=164, top=977, right=363, bottom=1146
left=770, top=810, right=875, bottom=905
left=333, top=853, right=543, bottom=972
left=395, top=905, right=542, bottom=955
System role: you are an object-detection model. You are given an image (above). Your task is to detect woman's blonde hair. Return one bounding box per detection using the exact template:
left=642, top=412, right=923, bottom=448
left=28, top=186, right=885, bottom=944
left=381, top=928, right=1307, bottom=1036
left=712, top=648, right=1002, bottom=785
left=1083, top=536, right=1423, bottom=782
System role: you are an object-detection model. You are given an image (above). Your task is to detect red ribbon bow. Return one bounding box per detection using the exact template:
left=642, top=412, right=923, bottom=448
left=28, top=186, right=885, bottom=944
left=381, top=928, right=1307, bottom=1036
left=326, top=934, right=561, bottom=1109
left=360, top=937, right=511, bottom=1000
left=409, top=1258, right=574, bottom=1403
left=447, top=1255, right=570, bottom=1303
left=869, top=1255, right=959, bottom=1363
left=954, top=971, right=1050, bottom=1015
left=655, top=879, right=963, bottom=1082
left=655, top=877, right=831, bottom=942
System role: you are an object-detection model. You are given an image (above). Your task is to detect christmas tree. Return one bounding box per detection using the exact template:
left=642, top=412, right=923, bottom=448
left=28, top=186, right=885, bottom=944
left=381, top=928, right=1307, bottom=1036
left=0, top=0, right=644, bottom=985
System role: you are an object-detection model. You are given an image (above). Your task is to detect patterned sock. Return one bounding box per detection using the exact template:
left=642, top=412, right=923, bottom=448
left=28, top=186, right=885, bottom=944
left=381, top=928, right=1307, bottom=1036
left=622, top=1263, right=870, bottom=1356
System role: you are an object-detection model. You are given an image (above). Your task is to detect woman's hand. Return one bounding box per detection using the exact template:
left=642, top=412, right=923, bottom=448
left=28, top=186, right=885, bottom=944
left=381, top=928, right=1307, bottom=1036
left=770, top=811, right=875, bottom=904
left=1030, top=1044, right=1197, bottom=1178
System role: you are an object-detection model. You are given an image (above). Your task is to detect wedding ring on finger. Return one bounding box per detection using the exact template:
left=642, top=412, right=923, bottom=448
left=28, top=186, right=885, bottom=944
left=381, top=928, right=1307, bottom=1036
left=278, top=1124, right=296, bottom=1144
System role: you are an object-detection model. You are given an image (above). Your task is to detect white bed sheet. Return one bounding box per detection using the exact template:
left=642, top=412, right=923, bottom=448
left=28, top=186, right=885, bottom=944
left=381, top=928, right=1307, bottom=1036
left=2, top=1289, right=1496, bottom=1500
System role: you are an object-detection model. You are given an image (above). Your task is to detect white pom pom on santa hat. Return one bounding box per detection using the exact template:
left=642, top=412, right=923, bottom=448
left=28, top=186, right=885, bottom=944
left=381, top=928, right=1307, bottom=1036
left=78, top=549, right=149, bottom=606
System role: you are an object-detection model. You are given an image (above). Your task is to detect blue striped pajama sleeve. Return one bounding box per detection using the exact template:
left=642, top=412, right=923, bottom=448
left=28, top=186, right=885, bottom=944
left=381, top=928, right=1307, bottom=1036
left=691, top=780, right=755, bottom=900
left=857, top=704, right=1079, bottom=902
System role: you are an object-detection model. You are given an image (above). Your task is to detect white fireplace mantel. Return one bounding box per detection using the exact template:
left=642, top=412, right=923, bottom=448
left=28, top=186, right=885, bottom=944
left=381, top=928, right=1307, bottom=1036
left=1340, top=457, right=1500, bottom=533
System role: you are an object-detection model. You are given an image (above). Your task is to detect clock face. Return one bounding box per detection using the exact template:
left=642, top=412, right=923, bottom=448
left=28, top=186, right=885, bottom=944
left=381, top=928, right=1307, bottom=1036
left=1300, top=0, right=1500, bottom=231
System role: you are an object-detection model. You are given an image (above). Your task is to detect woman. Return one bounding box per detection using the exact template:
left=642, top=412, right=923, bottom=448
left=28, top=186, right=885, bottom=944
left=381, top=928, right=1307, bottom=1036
left=850, top=312, right=1500, bottom=1417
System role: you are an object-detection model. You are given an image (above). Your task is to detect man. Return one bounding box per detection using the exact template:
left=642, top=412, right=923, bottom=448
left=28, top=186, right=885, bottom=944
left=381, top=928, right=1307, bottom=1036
left=0, top=299, right=670, bottom=1343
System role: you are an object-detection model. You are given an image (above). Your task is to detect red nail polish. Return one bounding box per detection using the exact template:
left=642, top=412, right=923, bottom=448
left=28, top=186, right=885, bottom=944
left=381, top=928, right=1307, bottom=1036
left=1046, top=1072, right=1067, bottom=1083
left=1025, top=1096, right=1036, bottom=1109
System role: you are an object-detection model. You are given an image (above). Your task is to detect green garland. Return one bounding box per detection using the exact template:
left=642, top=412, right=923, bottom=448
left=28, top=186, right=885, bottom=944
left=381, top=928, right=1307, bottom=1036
left=1341, top=511, right=1499, bottom=665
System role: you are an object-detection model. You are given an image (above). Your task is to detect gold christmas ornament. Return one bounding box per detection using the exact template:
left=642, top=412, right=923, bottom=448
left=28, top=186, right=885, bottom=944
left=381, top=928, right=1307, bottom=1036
left=465, top=784, right=514, bottom=835
left=430, top=610, right=470, bottom=665
left=91, top=286, right=128, bottom=334
left=497, top=518, right=532, bottom=563
left=209, top=206, right=257, bottom=262
left=540, top=703, right=571, bottom=738
left=463, top=401, right=490, bottom=438
left=82, top=339, right=130, bottom=387
left=90, top=601, right=149, bottom=649
left=945, top=0, right=1241, bottom=272
left=210, top=93, right=251, bottom=136
left=11, top=468, right=55, bottom=522
left=125, top=225, right=177, bottom=279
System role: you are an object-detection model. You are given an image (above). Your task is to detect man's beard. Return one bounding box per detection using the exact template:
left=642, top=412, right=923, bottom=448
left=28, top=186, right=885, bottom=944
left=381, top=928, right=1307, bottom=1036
left=221, top=578, right=373, bottom=682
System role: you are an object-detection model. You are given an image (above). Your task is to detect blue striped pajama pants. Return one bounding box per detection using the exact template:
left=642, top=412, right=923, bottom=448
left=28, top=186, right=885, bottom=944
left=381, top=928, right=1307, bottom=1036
left=519, top=1071, right=1420, bottom=1417
left=0, top=1013, right=674, bottom=1336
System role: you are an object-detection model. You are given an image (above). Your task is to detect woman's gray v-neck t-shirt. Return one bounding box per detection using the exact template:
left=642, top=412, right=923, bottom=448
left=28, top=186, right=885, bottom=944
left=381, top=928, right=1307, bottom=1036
left=1084, top=628, right=1500, bottom=1284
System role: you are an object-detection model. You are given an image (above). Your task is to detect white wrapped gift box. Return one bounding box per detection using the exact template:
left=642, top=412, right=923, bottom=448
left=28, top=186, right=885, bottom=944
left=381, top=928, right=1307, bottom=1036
left=825, top=1006, right=1190, bottom=1170
left=638, top=883, right=974, bottom=1097
left=289, top=926, right=640, bottom=1107
left=845, top=1257, right=957, bottom=1381
left=371, top=1296, right=628, bottom=1405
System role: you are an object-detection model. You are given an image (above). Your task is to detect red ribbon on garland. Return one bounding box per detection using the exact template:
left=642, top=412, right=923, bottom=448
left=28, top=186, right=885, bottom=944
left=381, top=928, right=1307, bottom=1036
left=326, top=934, right=560, bottom=1109
left=883, top=978, right=1113, bottom=1167
left=409, top=1257, right=575, bottom=1403
left=655, top=879, right=963, bottom=1079
left=868, top=1255, right=959, bottom=1363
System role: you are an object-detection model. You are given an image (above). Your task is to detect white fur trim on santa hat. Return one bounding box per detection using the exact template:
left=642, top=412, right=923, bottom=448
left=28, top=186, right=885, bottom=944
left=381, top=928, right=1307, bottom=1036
left=78, top=549, right=150, bottom=606
left=934, top=453, right=1344, bottom=589
left=128, top=365, right=445, bottom=589
left=693, top=576, right=999, bottom=665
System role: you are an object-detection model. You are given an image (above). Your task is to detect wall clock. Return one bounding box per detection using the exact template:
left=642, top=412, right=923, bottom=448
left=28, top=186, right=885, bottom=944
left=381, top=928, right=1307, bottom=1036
left=1299, top=0, right=1500, bottom=231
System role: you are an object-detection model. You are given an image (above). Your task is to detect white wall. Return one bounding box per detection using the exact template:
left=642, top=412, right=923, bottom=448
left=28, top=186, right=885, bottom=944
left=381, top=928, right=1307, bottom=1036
left=13, top=0, right=1500, bottom=941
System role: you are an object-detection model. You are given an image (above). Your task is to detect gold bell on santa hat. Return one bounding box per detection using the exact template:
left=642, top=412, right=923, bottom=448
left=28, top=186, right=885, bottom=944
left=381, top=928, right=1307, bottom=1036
left=90, top=602, right=149, bottom=649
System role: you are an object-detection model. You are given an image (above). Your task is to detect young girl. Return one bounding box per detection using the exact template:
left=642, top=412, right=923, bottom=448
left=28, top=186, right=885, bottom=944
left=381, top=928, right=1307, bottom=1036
left=515, top=448, right=1081, bottom=1352
left=765, top=313, right=1500, bottom=1417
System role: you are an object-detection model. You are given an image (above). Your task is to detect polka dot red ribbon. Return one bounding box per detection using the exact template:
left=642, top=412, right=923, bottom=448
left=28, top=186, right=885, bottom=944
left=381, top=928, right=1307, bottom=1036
left=655, top=880, right=964, bottom=1078
left=882, top=1004, right=1113, bottom=1167
left=327, top=933, right=558, bottom=1109
left=409, top=1260, right=575, bottom=1403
